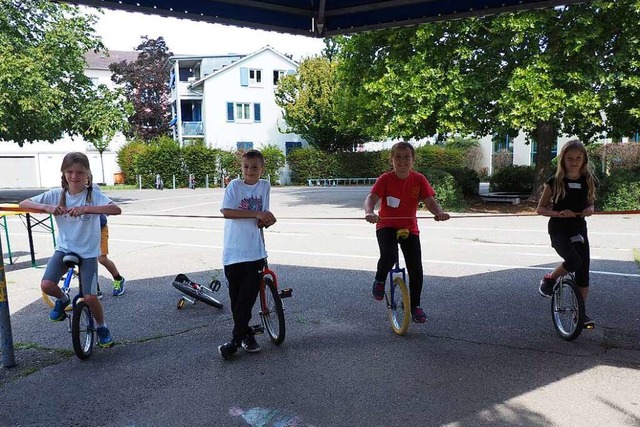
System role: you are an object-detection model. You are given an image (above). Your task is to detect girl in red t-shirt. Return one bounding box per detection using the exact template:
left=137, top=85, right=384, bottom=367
left=364, top=142, right=450, bottom=323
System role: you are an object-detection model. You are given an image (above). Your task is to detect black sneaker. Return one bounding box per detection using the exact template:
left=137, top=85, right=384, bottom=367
left=583, top=315, right=595, bottom=329
left=538, top=276, right=555, bottom=298
left=242, top=335, right=261, bottom=353
left=372, top=279, right=385, bottom=301
left=218, top=341, right=239, bottom=360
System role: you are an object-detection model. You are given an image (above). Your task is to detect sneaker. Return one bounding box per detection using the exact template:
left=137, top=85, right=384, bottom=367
left=96, top=286, right=103, bottom=300
left=371, top=279, right=385, bottom=301
left=218, top=341, right=239, bottom=360
left=583, top=315, right=595, bottom=329
left=96, top=326, right=114, bottom=348
left=112, top=277, right=126, bottom=296
left=411, top=307, right=427, bottom=323
left=49, top=298, right=70, bottom=321
left=538, top=275, right=555, bottom=298
left=242, top=335, right=261, bottom=353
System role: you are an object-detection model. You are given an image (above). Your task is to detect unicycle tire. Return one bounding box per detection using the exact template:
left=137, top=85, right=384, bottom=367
left=72, top=301, right=95, bottom=360
left=387, top=277, right=411, bottom=336
left=172, top=274, right=223, bottom=309
left=261, top=277, right=286, bottom=345
left=551, top=277, right=585, bottom=341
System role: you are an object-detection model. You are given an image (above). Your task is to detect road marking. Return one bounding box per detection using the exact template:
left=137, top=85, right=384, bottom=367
left=106, top=238, right=637, bottom=278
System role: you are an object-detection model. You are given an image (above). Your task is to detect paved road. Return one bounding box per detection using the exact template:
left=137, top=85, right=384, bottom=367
left=1, top=187, right=639, bottom=426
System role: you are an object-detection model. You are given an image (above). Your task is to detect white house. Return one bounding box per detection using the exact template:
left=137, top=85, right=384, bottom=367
left=0, top=50, right=136, bottom=188
left=168, top=46, right=307, bottom=155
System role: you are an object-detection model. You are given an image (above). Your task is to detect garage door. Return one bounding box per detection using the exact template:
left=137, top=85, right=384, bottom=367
left=0, top=156, right=38, bottom=188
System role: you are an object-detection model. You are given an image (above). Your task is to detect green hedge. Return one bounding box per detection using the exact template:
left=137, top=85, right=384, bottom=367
left=415, top=144, right=465, bottom=170
left=415, top=168, right=466, bottom=211
left=489, top=165, right=535, bottom=193
left=117, top=138, right=285, bottom=188
left=286, top=148, right=339, bottom=184
left=597, top=167, right=640, bottom=211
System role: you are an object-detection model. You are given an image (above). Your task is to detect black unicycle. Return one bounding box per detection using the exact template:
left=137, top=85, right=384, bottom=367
left=551, top=272, right=585, bottom=340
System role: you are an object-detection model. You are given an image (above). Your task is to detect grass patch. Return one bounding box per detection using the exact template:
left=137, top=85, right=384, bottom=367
left=98, top=184, right=138, bottom=190
left=634, top=248, right=640, bottom=272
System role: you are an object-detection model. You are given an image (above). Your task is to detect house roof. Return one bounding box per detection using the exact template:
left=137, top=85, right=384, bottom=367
left=84, top=50, right=139, bottom=69
left=186, top=46, right=297, bottom=88
left=63, top=0, right=588, bottom=37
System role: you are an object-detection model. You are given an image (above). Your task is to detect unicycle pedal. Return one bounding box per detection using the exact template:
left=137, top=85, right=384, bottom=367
left=279, top=288, right=293, bottom=298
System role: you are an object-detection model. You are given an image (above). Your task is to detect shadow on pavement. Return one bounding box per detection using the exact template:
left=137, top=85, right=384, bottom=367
left=1, top=260, right=639, bottom=426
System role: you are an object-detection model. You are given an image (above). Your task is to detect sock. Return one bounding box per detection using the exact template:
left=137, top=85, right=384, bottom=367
left=114, top=275, right=123, bottom=281
left=97, top=323, right=107, bottom=328
left=59, top=294, right=70, bottom=303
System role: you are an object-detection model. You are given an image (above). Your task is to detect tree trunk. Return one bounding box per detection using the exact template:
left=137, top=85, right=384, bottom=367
left=530, top=119, right=555, bottom=201
left=99, top=151, right=106, bottom=185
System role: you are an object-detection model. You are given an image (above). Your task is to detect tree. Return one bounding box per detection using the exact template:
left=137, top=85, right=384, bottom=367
left=0, top=0, right=104, bottom=145
left=109, top=36, right=173, bottom=142
left=81, top=84, right=133, bottom=183
left=335, top=1, right=640, bottom=197
left=275, top=55, right=369, bottom=152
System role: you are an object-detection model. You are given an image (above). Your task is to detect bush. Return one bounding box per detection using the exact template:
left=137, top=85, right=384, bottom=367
left=597, top=167, right=640, bottom=211
left=116, top=140, right=147, bottom=185
left=260, top=144, right=286, bottom=184
left=134, top=137, right=183, bottom=188
left=286, top=147, right=339, bottom=184
left=492, top=149, right=513, bottom=171
left=336, top=151, right=389, bottom=178
left=415, top=144, right=465, bottom=170
left=445, top=138, right=484, bottom=172
left=443, top=167, right=480, bottom=197
left=489, top=165, right=535, bottom=193
left=183, top=143, right=219, bottom=186
left=416, top=168, right=466, bottom=212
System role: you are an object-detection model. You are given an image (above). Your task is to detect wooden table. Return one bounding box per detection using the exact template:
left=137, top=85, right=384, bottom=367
left=0, top=204, right=56, bottom=267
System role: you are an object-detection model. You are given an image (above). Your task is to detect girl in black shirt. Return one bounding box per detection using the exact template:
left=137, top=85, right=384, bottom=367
left=536, top=140, right=597, bottom=327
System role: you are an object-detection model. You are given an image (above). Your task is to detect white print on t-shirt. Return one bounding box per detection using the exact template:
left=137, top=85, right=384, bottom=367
left=568, top=182, right=582, bottom=189
left=386, top=196, right=400, bottom=208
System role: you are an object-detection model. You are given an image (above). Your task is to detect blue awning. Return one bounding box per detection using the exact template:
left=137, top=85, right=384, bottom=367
left=60, top=0, right=586, bottom=37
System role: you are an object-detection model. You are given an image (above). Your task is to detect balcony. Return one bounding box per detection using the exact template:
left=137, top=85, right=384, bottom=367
left=183, top=121, right=204, bottom=136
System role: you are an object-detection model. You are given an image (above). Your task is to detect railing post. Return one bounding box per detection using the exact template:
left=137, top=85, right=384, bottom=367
left=0, top=236, right=16, bottom=368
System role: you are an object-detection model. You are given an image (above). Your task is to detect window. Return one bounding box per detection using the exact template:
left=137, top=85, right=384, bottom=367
left=285, top=141, right=302, bottom=156
left=273, top=70, right=286, bottom=85
left=227, top=102, right=260, bottom=122
left=237, top=141, right=253, bottom=150
left=236, top=103, right=251, bottom=121
left=89, top=77, right=99, bottom=87
left=249, top=69, right=262, bottom=85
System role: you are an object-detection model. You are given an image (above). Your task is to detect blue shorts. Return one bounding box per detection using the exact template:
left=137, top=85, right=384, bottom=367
left=42, top=251, right=99, bottom=295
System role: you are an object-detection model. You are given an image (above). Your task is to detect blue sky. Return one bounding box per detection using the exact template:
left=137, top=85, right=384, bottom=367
left=85, top=6, right=325, bottom=60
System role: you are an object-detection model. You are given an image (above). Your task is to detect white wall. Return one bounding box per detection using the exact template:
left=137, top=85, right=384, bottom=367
left=202, top=49, right=305, bottom=151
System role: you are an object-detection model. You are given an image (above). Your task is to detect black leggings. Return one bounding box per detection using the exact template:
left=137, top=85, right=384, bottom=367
left=550, top=232, right=590, bottom=288
left=375, top=228, right=423, bottom=309
left=224, top=259, right=265, bottom=342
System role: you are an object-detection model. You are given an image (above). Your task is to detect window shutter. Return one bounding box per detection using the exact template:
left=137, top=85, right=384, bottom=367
left=254, top=103, right=261, bottom=122
left=226, top=102, right=234, bottom=121
left=287, top=69, right=295, bottom=75
left=240, top=68, right=249, bottom=86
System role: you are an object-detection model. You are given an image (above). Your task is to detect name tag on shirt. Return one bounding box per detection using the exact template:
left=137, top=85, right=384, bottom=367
left=568, top=182, right=582, bottom=189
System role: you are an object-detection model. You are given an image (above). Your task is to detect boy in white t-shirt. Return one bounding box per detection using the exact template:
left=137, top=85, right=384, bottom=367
left=218, top=149, right=277, bottom=360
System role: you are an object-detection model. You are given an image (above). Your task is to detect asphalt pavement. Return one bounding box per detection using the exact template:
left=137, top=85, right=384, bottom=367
left=1, top=186, right=639, bottom=427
